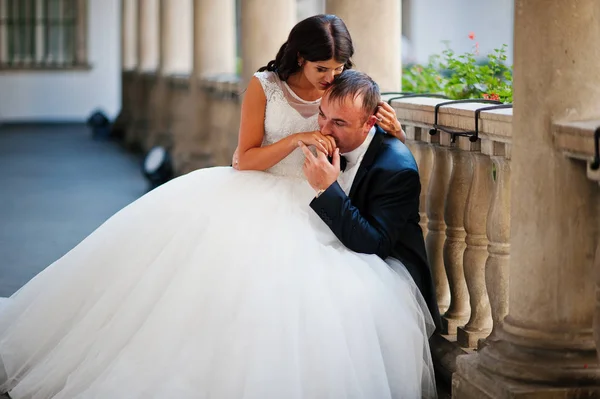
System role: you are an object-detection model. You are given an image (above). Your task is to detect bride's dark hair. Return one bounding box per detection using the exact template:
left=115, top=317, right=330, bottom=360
left=258, top=14, right=354, bottom=81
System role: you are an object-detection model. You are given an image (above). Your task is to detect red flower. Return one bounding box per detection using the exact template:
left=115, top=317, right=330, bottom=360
left=483, top=93, right=500, bottom=101
left=468, top=32, right=476, bottom=40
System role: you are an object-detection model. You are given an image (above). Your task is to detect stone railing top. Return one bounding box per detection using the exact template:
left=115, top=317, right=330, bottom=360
left=553, top=119, right=600, bottom=182
left=386, top=95, right=513, bottom=157
left=168, top=73, right=192, bottom=89
left=199, top=73, right=241, bottom=99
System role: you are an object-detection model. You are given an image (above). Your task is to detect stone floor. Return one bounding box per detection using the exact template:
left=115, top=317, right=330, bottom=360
left=0, top=123, right=147, bottom=297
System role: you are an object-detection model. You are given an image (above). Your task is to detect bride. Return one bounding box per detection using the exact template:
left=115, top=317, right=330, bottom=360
left=0, top=14, right=436, bottom=399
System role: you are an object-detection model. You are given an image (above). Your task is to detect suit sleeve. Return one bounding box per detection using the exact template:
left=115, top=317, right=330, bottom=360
left=310, top=169, right=420, bottom=259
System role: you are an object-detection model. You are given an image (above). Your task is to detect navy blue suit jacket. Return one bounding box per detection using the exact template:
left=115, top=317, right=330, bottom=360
left=310, top=126, right=442, bottom=330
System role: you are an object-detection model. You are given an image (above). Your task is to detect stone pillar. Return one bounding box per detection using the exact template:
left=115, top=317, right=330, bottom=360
left=325, top=0, right=401, bottom=91
left=137, top=0, right=159, bottom=73
left=122, top=0, right=137, bottom=71
left=297, top=0, right=325, bottom=21
left=146, top=0, right=194, bottom=150
left=161, top=0, right=193, bottom=76
left=126, top=0, right=160, bottom=151
left=240, top=0, right=296, bottom=85
left=117, top=0, right=138, bottom=142
left=453, top=1, right=600, bottom=397
left=194, top=0, right=236, bottom=78
left=171, top=0, right=238, bottom=173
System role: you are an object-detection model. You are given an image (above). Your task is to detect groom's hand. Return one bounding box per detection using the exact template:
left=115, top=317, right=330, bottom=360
left=299, top=142, right=340, bottom=192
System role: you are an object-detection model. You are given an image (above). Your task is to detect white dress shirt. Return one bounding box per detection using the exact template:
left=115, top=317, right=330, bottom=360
left=337, top=126, right=376, bottom=195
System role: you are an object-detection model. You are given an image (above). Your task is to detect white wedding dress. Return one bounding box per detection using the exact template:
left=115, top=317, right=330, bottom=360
left=0, top=71, right=436, bottom=399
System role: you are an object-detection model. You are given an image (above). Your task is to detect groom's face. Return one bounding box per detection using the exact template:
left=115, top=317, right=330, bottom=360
left=318, top=93, right=377, bottom=153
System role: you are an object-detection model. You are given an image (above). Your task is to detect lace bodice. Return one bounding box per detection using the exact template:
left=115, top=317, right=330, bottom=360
left=254, top=71, right=320, bottom=178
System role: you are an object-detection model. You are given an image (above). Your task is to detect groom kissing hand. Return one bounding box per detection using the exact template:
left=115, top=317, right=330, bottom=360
left=300, top=70, right=442, bottom=331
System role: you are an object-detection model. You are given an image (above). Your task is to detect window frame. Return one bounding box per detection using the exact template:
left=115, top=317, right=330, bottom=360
left=0, top=0, right=89, bottom=71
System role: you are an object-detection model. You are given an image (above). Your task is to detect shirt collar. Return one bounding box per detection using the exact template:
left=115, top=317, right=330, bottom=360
left=342, top=126, right=376, bottom=166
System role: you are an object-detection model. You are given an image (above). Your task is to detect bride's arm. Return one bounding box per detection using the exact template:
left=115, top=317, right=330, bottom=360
left=235, top=77, right=333, bottom=171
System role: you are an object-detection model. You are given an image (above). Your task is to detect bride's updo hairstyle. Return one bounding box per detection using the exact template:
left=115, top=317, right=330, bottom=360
left=258, top=14, right=354, bottom=81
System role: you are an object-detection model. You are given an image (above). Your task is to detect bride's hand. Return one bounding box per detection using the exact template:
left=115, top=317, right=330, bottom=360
left=375, top=101, right=406, bottom=143
left=295, top=131, right=336, bottom=156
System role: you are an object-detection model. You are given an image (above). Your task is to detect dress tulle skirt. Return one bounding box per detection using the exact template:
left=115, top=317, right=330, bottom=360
left=0, top=167, right=436, bottom=399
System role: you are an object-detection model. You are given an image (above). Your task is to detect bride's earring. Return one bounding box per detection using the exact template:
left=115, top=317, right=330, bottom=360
left=298, top=61, right=302, bottom=67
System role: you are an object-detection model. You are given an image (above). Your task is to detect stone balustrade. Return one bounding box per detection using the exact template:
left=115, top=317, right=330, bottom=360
left=384, top=94, right=514, bottom=382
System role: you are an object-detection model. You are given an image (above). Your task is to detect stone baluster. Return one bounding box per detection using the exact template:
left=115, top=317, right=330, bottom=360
left=483, top=151, right=511, bottom=344
left=457, top=149, right=493, bottom=348
left=405, top=126, right=434, bottom=237
left=425, top=140, right=452, bottom=315
left=442, top=136, right=473, bottom=335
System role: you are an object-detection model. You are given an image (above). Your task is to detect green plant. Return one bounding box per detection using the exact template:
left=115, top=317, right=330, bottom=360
left=402, top=34, right=513, bottom=103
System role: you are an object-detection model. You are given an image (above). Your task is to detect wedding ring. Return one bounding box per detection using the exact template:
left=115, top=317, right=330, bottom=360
left=318, top=139, right=325, bottom=144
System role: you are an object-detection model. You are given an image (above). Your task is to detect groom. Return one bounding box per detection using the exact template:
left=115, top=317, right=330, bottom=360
left=299, top=70, right=441, bottom=330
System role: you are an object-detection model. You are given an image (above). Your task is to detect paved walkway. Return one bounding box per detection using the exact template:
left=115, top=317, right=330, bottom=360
left=0, top=123, right=147, bottom=297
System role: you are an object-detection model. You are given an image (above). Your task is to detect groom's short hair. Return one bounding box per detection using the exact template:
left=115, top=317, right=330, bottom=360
left=327, top=70, right=381, bottom=119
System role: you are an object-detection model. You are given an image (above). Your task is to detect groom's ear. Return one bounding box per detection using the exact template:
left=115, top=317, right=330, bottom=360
left=365, top=114, right=378, bottom=129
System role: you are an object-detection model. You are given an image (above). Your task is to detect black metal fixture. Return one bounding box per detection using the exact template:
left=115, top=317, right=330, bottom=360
left=87, top=110, right=112, bottom=140
left=591, top=127, right=600, bottom=171
left=142, top=146, right=174, bottom=189
left=428, top=99, right=504, bottom=143
left=383, top=92, right=450, bottom=106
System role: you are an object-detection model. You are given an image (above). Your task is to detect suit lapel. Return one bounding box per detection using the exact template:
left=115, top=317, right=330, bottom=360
left=348, top=127, right=385, bottom=198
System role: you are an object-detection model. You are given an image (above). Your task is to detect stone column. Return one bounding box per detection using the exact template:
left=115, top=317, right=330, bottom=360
left=297, top=0, right=325, bottom=21
left=325, top=0, right=401, bottom=91
left=161, top=0, right=193, bottom=76
left=137, top=0, right=159, bottom=73
left=122, top=0, right=138, bottom=71
left=194, top=0, right=236, bottom=78
left=240, top=0, right=296, bottom=85
left=146, top=0, right=194, bottom=150
left=173, top=0, right=238, bottom=173
left=118, top=0, right=137, bottom=137
left=453, top=1, right=600, bottom=397
left=126, top=0, right=159, bottom=151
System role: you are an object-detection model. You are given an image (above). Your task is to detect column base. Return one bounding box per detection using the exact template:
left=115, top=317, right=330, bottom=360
left=453, top=353, right=600, bottom=399
left=457, top=326, right=491, bottom=348
left=442, top=314, right=469, bottom=335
